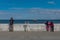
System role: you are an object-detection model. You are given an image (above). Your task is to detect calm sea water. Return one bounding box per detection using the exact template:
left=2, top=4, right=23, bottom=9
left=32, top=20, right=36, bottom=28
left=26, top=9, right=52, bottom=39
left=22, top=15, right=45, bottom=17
left=0, top=20, right=60, bottom=24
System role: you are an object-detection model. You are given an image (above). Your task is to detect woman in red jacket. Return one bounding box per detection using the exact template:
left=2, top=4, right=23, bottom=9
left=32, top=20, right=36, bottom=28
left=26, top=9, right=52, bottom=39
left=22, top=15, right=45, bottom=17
left=50, top=22, right=54, bottom=32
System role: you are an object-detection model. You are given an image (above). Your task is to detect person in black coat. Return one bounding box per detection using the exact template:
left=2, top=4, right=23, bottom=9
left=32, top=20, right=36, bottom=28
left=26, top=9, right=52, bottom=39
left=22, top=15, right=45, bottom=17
left=9, top=17, right=14, bottom=32
left=45, top=21, right=49, bottom=31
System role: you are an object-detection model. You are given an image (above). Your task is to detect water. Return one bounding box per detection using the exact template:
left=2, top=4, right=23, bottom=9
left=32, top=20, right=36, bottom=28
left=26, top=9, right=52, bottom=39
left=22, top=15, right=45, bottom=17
left=0, top=20, right=60, bottom=24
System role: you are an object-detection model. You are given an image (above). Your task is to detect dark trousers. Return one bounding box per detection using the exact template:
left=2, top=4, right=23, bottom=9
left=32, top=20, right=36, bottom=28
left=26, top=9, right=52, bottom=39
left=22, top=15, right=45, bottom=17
left=51, top=26, right=54, bottom=32
left=9, top=25, right=13, bottom=32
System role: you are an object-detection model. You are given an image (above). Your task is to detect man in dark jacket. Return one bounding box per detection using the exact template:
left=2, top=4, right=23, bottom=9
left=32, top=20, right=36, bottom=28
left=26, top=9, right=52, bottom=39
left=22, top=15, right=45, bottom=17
left=9, top=17, right=14, bottom=32
left=45, top=21, right=49, bottom=31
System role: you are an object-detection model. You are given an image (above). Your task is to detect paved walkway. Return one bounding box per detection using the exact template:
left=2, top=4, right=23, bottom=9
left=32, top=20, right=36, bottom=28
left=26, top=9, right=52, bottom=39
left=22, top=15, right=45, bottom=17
left=0, top=32, right=60, bottom=40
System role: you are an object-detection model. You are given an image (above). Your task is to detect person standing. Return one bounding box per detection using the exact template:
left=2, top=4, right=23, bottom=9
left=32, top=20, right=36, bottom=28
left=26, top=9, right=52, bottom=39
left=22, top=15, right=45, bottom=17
left=45, top=21, right=49, bottom=31
left=9, top=17, right=14, bottom=32
left=48, top=21, right=51, bottom=32
left=50, top=22, right=54, bottom=32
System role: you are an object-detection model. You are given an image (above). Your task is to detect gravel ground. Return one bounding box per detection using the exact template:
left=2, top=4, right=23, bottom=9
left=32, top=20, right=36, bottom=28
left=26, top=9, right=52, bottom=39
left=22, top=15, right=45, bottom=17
left=0, top=31, right=60, bottom=40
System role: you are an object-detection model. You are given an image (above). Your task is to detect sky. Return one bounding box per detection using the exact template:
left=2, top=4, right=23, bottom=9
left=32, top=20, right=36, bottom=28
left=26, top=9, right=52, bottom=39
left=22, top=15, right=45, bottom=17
left=0, top=0, right=60, bottom=20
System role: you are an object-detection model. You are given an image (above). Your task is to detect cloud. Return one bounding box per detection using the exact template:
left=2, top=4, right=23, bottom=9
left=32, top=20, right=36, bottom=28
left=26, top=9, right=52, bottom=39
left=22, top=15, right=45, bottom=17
left=48, top=1, right=55, bottom=4
left=9, top=7, right=60, bottom=14
left=0, top=11, right=8, bottom=14
left=0, top=8, right=60, bottom=19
